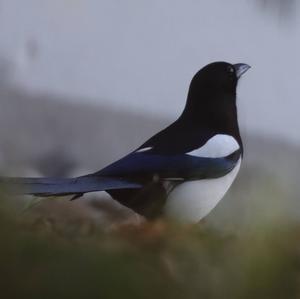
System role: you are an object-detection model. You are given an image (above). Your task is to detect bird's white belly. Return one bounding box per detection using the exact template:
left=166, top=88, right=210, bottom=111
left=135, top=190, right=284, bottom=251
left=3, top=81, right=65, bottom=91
left=165, top=158, right=241, bottom=223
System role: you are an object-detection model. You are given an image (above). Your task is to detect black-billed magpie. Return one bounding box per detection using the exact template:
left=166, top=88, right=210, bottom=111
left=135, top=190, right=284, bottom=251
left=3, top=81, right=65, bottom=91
left=1, top=62, right=250, bottom=223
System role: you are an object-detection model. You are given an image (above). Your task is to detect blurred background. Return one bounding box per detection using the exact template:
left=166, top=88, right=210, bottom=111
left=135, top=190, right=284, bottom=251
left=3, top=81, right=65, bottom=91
left=1, top=1, right=300, bottom=298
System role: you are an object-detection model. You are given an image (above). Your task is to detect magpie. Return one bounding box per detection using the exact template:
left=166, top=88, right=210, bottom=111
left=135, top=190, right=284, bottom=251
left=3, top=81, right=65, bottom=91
left=1, top=62, right=250, bottom=223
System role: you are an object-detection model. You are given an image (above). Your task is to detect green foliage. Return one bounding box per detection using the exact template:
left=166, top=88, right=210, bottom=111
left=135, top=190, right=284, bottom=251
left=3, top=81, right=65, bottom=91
left=0, top=196, right=299, bottom=299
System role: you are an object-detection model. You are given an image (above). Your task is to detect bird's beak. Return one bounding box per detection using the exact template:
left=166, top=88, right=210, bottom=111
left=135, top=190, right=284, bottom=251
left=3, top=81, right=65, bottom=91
left=234, top=63, right=251, bottom=79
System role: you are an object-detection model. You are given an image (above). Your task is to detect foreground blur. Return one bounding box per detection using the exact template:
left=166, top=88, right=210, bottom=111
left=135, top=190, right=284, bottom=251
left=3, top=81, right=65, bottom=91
left=0, top=195, right=299, bottom=299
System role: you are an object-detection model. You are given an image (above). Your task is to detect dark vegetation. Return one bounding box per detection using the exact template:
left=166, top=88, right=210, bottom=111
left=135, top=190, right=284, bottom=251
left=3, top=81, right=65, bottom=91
left=0, top=192, right=300, bottom=299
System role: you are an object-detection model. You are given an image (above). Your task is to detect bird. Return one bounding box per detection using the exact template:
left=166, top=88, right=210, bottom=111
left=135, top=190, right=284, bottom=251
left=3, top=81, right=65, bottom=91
left=1, top=61, right=250, bottom=223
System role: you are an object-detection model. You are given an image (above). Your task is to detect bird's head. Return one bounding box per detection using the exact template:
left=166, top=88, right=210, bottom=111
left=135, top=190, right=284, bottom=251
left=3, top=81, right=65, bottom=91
left=184, top=61, right=250, bottom=116
left=189, top=61, right=251, bottom=96
left=182, top=61, right=250, bottom=141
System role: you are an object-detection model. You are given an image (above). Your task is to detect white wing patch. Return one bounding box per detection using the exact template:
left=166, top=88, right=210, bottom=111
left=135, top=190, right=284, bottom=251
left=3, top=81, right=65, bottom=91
left=187, top=134, right=239, bottom=158
left=136, top=147, right=153, bottom=153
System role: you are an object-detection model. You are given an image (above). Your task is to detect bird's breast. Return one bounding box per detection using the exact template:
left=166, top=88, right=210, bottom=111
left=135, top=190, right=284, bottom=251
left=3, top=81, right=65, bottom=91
left=164, top=158, right=241, bottom=223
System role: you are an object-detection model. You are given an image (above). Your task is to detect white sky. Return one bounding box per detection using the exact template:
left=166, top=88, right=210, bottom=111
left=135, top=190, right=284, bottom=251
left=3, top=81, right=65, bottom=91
left=0, top=0, right=299, bottom=146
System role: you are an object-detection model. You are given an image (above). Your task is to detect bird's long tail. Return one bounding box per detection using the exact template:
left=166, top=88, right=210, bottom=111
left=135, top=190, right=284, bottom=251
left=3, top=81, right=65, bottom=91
left=0, top=175, right=142, bottom=197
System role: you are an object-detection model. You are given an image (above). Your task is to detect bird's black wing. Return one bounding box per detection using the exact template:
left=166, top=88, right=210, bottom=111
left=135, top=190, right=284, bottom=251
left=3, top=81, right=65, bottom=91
left=94, top=149, right=241, bottom=181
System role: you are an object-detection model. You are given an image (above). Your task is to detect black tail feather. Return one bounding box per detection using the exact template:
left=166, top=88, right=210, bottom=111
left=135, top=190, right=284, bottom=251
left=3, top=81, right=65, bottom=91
left=0, top=176, right=142, bottom=197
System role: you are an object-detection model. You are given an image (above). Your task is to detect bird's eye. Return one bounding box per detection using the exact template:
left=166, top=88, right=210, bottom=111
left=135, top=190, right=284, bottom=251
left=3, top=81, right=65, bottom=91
left=227, top=66, right=235, bottom=74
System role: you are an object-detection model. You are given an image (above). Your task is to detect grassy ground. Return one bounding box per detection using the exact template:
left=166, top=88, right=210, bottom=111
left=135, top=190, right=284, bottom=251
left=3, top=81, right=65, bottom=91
left=0, top=194, right=300, bottom=299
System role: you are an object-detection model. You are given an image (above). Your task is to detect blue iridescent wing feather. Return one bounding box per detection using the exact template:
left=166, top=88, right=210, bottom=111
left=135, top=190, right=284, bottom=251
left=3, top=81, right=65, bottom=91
left=95, top=150, right=241, bottom=180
